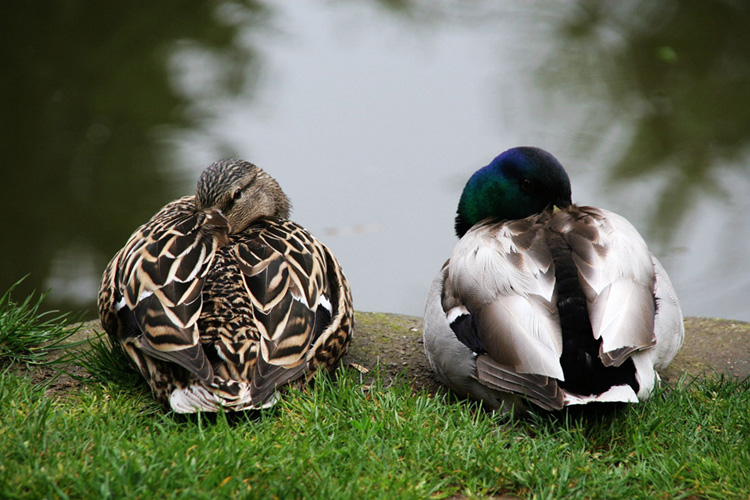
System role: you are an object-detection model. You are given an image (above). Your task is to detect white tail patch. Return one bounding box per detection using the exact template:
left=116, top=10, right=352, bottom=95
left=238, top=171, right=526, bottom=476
left=170, top=383, right=280, bottom=413
left=563, top=384, right=639, bottom=406
left=169, top=384, right=223, bottom=413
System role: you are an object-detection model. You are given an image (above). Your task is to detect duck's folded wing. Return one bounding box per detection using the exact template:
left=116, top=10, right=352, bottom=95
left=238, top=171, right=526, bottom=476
left=444, top=216, right=564, bottom=382
left=116, top=199, right=226, bottom=381
left=551, top=206, right=656, bottom=367
left=234, top=219, right=330, bottom=405
left=475, top=355, right=565, bottom=410
left=651, top=255, right=684, bottom=369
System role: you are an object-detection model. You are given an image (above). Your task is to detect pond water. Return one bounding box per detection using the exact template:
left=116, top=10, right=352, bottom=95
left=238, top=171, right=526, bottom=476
left=2, top=1, right=749, bottom=322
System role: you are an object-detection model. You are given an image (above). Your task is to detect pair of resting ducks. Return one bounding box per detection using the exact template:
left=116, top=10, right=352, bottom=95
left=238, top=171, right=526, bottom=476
left=98, top=147, right=684, bottom=415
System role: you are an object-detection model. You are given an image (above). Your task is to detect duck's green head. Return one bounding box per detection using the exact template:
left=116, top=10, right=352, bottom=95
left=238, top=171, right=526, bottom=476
left=454, top=147, right=572, bottom=238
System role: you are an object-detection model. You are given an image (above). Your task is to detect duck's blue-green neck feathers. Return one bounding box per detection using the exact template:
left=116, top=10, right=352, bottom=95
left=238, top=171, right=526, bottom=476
left=454, top=147, right=573, bottom=238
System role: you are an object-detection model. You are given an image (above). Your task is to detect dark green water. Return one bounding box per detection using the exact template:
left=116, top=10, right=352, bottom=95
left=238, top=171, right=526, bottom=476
left=2, top=1, right=749, bottom=321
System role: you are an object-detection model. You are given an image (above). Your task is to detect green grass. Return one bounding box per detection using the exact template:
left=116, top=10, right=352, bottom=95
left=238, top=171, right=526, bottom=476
left=1, top=285, right=749, bottom=499
left=0, top=278, right=83, bottom=364
left=1, top=364, right=749, bottom=499
left=71, top=330, right=145, bottom=391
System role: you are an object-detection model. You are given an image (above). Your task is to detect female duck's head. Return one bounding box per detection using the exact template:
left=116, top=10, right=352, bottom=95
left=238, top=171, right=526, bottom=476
left=196, top=159, right=291, bottom=234
left=454, top=147, right=573, bottom=238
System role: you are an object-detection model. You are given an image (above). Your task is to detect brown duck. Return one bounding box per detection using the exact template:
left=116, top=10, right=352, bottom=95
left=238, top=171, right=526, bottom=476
left=98, top=159, right=353, bottom=412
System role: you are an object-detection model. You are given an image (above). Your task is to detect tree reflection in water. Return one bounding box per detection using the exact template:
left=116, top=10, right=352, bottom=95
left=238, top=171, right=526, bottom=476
left=0, top=1, right=267, bottom=314
left=541, top=0, right=750, bottom=242
left=1, top=1, right=748, bottom=319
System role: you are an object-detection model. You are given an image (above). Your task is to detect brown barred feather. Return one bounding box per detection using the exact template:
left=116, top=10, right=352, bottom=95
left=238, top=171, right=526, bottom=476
left=98, top=160, right=353, bottom=413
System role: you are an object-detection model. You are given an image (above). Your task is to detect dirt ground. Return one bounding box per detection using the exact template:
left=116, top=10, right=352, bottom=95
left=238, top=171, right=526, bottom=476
left=13, top=313, right=750, bottom=400
left=345, top=313, right=750, bottom=391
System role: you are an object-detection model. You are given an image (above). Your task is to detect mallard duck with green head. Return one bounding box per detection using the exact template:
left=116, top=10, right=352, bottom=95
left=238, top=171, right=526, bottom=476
left=423, top=147, right=684, bottom=414
left=98, top=159, right=353, bottom=413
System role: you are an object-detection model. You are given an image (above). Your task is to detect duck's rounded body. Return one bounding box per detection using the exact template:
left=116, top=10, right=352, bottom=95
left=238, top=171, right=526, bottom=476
left=98, top=160, right=353, bottom=413
left=423, top=147, right=683, bottom=414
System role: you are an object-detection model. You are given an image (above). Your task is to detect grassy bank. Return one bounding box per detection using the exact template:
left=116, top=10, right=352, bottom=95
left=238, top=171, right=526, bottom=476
left=1, top=287, right=749, bottom=499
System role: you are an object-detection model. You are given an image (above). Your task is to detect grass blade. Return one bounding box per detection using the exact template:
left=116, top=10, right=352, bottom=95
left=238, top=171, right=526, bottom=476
left=0, top=277, right=85, bottom=365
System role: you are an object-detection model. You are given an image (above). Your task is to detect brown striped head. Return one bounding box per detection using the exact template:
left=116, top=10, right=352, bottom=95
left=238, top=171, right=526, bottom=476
left=195, top=159, right=292, bottom=234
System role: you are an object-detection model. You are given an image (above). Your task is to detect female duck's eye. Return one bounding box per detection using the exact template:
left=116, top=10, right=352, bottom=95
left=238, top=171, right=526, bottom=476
left=521, top=179, right=533, bottom=193
left=233, top=188, right=242, bottom=200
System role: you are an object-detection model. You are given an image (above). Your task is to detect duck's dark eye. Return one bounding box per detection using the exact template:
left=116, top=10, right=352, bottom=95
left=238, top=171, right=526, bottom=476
left=232, top=188, right=243, bottom=200
left=521, top=179, right=533, bottom=193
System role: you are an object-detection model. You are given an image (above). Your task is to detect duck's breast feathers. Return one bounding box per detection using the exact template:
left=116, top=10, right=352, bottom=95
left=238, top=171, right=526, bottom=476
left=550, top=206, right=656, bottom=365
left=444, top=213, right=564, bottom=380
left=232, top=218, right=350, bottom=404
left=105, top=196, right=228, bottom=381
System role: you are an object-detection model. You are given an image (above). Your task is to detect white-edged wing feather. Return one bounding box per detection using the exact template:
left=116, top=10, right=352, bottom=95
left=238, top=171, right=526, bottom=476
left=551, top=207, right=656, bottom=366
left=109, top=196, right=228, bottom=382
left=444, top=215, right=564, bottom=380
left=425, top=206, right=684, bottom=413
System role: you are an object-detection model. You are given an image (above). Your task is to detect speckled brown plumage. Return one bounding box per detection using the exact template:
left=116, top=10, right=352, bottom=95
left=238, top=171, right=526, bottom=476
left=98, top=160, right=353, bottom=412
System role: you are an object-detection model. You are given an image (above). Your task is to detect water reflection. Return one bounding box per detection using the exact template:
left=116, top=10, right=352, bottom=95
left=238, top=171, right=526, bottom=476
left=542, top=0, right=750, bottom=242
left=0, top=1, right=265, bottom=314
left=1, top=1, right=748, bottom=322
